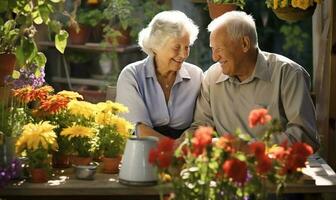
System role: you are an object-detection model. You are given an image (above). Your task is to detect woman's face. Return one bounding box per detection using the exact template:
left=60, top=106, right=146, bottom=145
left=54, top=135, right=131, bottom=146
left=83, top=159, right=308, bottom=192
left=154, top=32, right=190, bottom=72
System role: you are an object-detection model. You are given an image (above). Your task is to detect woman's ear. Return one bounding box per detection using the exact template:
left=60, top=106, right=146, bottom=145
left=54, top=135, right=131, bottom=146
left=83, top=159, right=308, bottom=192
left=241, top=36, right=250, bottom=53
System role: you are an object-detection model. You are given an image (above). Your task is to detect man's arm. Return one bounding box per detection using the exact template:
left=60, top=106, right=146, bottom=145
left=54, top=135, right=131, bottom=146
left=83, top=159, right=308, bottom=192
left=184, top=72, right=215, bottom=135
left=274, top=67, right=320, bottom=152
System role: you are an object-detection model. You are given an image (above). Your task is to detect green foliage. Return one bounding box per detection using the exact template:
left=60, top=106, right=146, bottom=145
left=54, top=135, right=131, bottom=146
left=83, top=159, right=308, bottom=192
left=26, top=148, right=49, bottom=169
left=209, top=0, right=245, bottom=9
left=280, top=24, right=309, bottom=58
left=77, top=8, right=104, bottom=27
left=0, top=0, right=68, bottom=79
left=97, top=125, right=127, bottom=158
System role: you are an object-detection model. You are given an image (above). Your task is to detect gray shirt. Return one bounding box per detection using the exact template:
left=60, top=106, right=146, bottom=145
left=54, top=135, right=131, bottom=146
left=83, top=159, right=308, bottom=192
left=190, top=50, right=320, bottom=151
left=116, top=56, right=203, bottom=133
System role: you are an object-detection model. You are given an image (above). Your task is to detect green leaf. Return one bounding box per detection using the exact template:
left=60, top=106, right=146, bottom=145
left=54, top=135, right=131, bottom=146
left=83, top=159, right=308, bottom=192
left=11, top=70, right=20, bottom=79
left=50, top=0, right=61, bottom=2
left=0, top=0, right=8, bottom=13
left=34, top=52, right=47, bottom=67
left=16, top=37, right=37, bottom=66
left=32, top=10, right=43, bottom=24
left=48, top=20, right=61, bottom=33
left=38, top=4, right=51, bottom=24
left=55, top=30, right=68, bottom=54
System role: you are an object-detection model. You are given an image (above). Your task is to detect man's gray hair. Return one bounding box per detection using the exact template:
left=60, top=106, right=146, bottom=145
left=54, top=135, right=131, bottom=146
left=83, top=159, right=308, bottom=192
left=207, top=11, right=258, bottom=48
left=138, top=10, right=199, bottom=56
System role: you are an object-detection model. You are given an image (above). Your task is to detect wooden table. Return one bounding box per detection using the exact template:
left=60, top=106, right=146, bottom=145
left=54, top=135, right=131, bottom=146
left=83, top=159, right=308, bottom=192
left=1, top=155, right=336, bottom=200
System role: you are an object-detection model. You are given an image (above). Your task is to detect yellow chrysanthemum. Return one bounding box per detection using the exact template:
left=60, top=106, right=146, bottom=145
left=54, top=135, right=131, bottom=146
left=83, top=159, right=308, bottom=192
left=280, top=0, right=288, bottom=8
left=112, top=116, right=134, bottom=137
left=15, top=121, right=58, bottom=153
left=61, top=125, right=95, bottom=139
left=273, top=0, right=279, bottom=9
left=96, top=101, right=128, bottom=114
left=95, top=111, right=112, bottom=126
left=67, top=100, right=96, bottom=119
left=57, top=90, right=83, bottom=100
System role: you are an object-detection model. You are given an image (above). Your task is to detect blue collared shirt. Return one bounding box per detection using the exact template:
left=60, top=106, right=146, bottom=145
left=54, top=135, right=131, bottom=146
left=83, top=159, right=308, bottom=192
left=116, top=56, right=203, bottom=134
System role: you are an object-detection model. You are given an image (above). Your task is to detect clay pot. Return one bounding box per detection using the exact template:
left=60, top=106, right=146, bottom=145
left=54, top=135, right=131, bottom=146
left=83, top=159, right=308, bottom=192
left=67, top=24, right=91, bottom=45
left=0, top=53, right=16, bottom=86
left=30, top=168, right=48, bottom=183
left=71, top=155, right=92, bottom=166
left=102, top=156, right=121, bottom=174
left=207, top=2, right=237, bottom=19
left=52, top=153, right=70, bottom=169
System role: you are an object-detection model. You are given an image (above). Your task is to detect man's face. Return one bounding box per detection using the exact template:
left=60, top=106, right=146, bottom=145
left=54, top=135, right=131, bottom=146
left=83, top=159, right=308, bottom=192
left=209, top=28, right=243, bottom=76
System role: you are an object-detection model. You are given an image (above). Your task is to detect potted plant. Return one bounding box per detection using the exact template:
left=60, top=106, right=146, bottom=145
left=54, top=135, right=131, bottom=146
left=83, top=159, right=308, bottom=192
left=95, top=101, right=133, bottom=173
left=15, top=121, right=58, bottom=183
left=60, top=100, right=97, bottom=166
left=207, top=0, right=246, bottom=19
left=0, top=0, right=68, bottom=84
left=265, top=0, right=323, bottom=22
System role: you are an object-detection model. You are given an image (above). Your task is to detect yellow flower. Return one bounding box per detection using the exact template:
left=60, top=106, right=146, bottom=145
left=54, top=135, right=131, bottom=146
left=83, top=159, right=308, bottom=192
left=67, top=100, right=96, bottom=119
left=15, top=121, right=58, bottom=153
left=280, top=0, right=288, bottom=8
left=96, top=101, right=128, bottom=114
left=273, top=0, right=279, bottom=9
left=113, top=116, right=134, bottom=137
left=61, top=125, right=95, bottom=139
left=57, top=90, right=83, bottom=100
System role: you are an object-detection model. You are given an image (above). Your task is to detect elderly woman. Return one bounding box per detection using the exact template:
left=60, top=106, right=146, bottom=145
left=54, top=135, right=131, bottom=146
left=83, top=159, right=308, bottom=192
left=116, top=10, right=203, bottom=139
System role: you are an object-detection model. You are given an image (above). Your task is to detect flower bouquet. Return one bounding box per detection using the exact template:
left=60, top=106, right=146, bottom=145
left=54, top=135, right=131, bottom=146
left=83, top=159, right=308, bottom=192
left=94, top=101, right=133, bottom=173
left=265, top=0, right=323, bottom=22
left=15, top=121, right=58, bottom=183
left=149, top=108, right=314, bottom=200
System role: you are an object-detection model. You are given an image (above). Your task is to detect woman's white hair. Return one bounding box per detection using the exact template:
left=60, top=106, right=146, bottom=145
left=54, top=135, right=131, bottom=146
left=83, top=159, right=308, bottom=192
left=208, top=11, right=258, bottom=48
left=138, top=10, right=199, bottom=56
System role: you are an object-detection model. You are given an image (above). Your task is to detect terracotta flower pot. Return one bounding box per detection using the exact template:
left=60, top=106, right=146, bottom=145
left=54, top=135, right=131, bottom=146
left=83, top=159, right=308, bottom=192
left=67, top=24, right=91, bottom=45
left=272, top=5, right=316, bottom=23
left=71, top=155, right=92, bottom=166
left=52, top=153, right=71, bottom=169
left=207, top=2, right=237, bottom=19
left=0, top=53, right=16, bottom=86
left=30, top=168, right=48, bottom=183
left=102, top=156, right=121, bottom=174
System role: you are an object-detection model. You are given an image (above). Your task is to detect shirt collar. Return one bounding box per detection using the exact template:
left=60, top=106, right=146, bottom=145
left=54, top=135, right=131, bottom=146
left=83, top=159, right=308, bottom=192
left=144, top=56, right=191, bottom=82
left=215, top=49, right=271, bottom=84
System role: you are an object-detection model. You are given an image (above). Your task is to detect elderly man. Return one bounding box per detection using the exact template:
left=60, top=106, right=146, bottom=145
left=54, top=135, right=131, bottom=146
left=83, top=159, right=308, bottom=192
left=188, top=11, right=320, bottom=152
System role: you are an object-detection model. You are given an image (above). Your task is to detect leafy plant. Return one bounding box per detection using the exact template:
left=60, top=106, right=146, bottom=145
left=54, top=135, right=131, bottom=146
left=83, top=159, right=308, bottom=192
left=0, top=0, right=68, bottom=79
left=77, top=8, right=105, bottom=27
left=209, top=0, right=246, bottom=9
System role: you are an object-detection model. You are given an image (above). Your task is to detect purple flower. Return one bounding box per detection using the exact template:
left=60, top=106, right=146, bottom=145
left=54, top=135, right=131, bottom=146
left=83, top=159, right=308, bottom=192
left=0, top=159, right=22, bottom=188
left=5, top=64, right=45, bottom=89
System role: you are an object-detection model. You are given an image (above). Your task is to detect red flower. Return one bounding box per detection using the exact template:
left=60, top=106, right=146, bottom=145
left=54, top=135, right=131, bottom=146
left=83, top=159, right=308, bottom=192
left=290, top=142, right=313, bottom=158
left=192, top=126, right=213, bottom=156
left=39, top=95, right=69, bottom=114
left=248, top=108, right=272, bottom=128
left=222, top=158, right=247, bottom=184
left=249, top=141, right=265, bottom=159
left=148, top=148, right=158, bottom=165
left=148, top=137, right=175, bottom=169
left=256, top=155, right=272, bottom=174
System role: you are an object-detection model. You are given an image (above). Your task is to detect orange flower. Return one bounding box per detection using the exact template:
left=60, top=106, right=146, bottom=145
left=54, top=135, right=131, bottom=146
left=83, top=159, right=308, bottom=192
left=39, top=95, right=69, bottom=114
left=248, top=108, right=272, bottom=128
left=216, top=134, right=236, bottom=153
left=12, top=85, right=53, bottom=103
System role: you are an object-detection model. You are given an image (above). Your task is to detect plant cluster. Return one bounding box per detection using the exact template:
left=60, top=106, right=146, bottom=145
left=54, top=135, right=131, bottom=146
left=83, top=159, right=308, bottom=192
left=265, top=0, right=323, bottom=10
left=0, top=0, right=68, bottom=78
left=149, top=108, right=314, bottom=200
left=209, top=0, right=246, bottom=9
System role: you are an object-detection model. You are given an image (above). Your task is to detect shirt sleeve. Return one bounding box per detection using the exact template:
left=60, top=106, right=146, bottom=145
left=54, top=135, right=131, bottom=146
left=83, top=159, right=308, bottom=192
left=115, top=67, right=152, bottom=127
left=187, top=71, right=215, bottom=133
left=274, top=67, right=320, bottom=151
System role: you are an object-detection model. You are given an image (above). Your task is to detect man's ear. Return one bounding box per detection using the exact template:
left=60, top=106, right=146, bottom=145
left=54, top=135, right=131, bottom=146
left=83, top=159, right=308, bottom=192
left=241, top=36, right=250, bottom=53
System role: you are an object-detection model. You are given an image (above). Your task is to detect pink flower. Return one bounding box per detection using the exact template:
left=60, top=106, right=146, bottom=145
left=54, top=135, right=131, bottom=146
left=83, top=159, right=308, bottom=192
left=192, top=126, right=213, bottom=156
left=248, top=108, right=272, bottom=128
